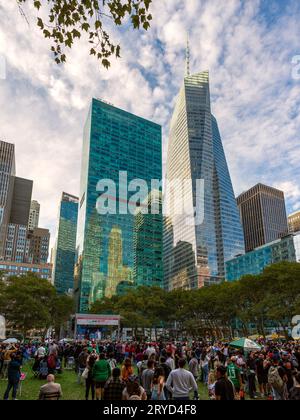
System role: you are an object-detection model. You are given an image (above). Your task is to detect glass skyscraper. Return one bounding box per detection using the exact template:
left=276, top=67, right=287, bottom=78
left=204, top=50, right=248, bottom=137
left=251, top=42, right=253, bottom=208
left=226, top=232, right=300, bottom=281
left=53, top=192, right=79, bottom=294
left=164, top=71, right=245, bottom=290
left=75, top=99, right=162, bottom=313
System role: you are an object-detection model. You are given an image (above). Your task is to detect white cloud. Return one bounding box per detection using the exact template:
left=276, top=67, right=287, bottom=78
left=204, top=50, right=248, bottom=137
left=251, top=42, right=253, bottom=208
left=0, top=0, right=300, bottom=251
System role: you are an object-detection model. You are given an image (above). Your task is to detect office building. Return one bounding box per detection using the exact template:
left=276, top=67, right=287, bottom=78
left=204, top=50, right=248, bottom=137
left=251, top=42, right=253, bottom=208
left=237, top=183, right=288, bottom=252
left=163, top=69, right=244, bottom=291
left=28, top=200, right=40, bottom=230
left=27, top=227, right=50, bottom=264
left=75, top=99, right=162, bottom=312
left=133, top=190, right=163, bottom=288
left=0, top=261, right=52, bottom=281
left=288, top=210, right=300, bottom=234
left=226, top=232, right=300, bottom=281
left=0, top=141, right=15, bottom=256
left=52, top=192, right=78, bottom=295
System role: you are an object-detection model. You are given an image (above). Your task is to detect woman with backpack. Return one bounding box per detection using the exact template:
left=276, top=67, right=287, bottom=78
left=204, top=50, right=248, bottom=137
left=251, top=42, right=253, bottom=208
left=151, top=367, right=166, bottom=400
left=268, top=356, right=288, bottom=400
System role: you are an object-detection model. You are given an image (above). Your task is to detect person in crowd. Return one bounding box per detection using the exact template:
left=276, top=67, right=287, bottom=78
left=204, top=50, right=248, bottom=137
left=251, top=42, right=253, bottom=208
left=77, top=347, right=89, bottom=385
left=2, top=346, right=17, bottom=379
left=246, top=352, right=258, bottom=399
left=85, top=352, right=97, bottom=401
left=3, top=353, right=22, bottom=401
left=268, top=355, right=288, bottom=401
left=215, top=366, right=235, bottom=401
left=289, top=372, right=300, bottom=400
left=92, top=353, right=111, bottom=401
left=189, top=351, right=200, bottom=382
left=166, top=358, right=199, bottom=401
left=103, top=368, right=125, bottom=400
left=159, top=356, right=172, bottom=399
left=123, top=375, right=147, bottom=400
left=200, top=349, right=210, bottom=386
left=166, top=351, right=175, bottom=371
left=227, top=356, right=243, bottom=397
left=38, top=374, right=62, bottom=400
left=137, top=353, right=149, bottom=382
left=141, top=359, right=155, bottom=400
left=151, top=366, right=166, bottom=400
left=121, top=357, right=134, bottom=382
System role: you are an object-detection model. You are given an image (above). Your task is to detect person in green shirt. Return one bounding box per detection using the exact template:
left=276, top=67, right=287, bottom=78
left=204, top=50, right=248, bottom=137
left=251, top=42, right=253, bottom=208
left=227, top=356, right=243, bottom=395
left=92, top=353, right=111, bottom=400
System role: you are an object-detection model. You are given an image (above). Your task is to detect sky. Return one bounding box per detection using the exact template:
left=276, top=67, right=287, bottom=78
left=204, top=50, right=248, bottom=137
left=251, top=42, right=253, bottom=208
left=0, top=0, right=300, bottom=250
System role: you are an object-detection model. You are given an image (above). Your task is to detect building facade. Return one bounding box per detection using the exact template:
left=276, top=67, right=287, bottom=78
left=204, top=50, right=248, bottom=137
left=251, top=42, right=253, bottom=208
left=28, top=200, right=40, bottom=230
left=52, top=192, right=78, bottom=295
left=75, top=99, right=162, bottom=313
left=0, top=141, right=16, bottom=257
left=133, top=191, right=163, bottom=289
left=226, top=232, right=300, bottom=281
left=0, top=261, right=52, bottom=281
left=288, top=210, right=300, bottom=234
left=27, top=227, right=50, bottom=264
left=237, top=183, right=288, bottom=252
left=163, top=71, right=244, bottom=291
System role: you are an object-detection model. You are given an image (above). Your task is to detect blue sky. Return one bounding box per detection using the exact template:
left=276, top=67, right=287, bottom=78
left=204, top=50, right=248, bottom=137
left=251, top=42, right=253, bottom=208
left=0, top=0, right=300, bottom=247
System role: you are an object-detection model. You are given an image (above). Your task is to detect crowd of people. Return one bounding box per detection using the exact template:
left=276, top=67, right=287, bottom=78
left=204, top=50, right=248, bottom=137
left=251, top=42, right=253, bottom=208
left=1, top=339, right=300, bottom=400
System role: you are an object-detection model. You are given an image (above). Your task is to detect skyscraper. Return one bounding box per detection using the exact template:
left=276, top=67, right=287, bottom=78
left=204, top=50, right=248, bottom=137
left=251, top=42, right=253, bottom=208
left=133, top=190, right=163, bottom=288
left=288, top=210, right=300, bottom=234
left=75, top=99, right=162, bottom=313
left=0, top=141, right=15, bottom=257
left=52, top=192, right=78, bottom=294
left=237, top=183, right=288, bottom=252
left=164, top=70, right=244, bottom=290
left=28, top=200, right=40, bottom=230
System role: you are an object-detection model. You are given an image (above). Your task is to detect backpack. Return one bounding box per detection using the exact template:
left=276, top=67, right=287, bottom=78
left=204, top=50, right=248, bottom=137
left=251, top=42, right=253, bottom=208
left=268, top=366, right=284, bottom=392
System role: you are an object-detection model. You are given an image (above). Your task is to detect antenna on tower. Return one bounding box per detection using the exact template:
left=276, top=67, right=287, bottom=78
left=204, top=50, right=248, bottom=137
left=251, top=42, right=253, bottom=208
left=185, top=32, right=190, bottom=77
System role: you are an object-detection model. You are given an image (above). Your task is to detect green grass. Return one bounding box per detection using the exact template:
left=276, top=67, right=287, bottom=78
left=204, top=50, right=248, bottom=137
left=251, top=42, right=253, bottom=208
left=0, top=362, right=211, bottom=401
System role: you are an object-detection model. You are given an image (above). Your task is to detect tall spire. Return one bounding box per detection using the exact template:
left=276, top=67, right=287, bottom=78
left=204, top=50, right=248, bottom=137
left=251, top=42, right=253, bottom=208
left=185, top=32, right=190, bottom=77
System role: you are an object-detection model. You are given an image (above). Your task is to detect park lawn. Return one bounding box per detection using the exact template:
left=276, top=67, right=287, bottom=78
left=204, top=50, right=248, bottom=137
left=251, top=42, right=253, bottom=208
left=0, top=362, right=210, bottom=401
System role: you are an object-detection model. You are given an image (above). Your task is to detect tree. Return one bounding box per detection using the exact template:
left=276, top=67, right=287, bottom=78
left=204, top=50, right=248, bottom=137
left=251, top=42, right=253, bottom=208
left=16, top=0, right=153, bottom=68
left=89, top=262, right=300, bottom=340
left=0, top=274, right=74, bottom=337
left=50, top=294, right=75, bottom=336
left=261, top=262, right=300, bottom=338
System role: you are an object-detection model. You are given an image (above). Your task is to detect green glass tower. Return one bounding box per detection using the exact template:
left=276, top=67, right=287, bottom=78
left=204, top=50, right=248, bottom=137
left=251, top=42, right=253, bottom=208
left=75, top=99, right=162, bottom=313
left=53, top=192, right=79, bottom=294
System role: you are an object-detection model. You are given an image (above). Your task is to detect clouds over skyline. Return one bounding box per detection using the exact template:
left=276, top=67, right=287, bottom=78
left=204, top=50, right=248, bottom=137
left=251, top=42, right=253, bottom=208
left=0, top=0, right=300, bottom=247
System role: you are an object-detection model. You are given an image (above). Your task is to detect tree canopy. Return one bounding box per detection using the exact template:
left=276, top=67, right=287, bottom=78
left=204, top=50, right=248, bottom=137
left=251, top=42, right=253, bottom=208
left=0, top=274, right=74, bottom=337
left=91, top=262, right=300, bottom=340
left=16, top=0, right=153, bottom=68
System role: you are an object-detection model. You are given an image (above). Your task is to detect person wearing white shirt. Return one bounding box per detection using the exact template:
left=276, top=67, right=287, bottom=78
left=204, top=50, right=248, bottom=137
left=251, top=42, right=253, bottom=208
left=166, top=359, right=199, bottom=400
left=145, top=345, right=156, bottom=358
left=36, top=345, right=46, bottom=359
left=166, top=352, right=175, bottom=371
